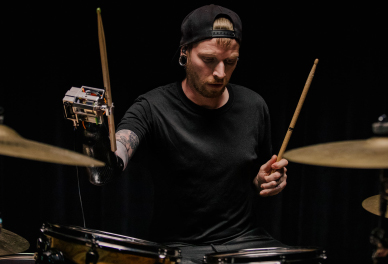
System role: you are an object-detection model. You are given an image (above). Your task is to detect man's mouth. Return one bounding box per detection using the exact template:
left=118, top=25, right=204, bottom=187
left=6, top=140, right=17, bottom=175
left=207, top=83, right=224, bottom=88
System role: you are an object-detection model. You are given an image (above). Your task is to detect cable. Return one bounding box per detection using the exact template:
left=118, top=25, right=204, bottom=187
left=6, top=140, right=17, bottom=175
left=74, top=127, right=86, bottom=228
left=76, top=165, right=86, bottom=228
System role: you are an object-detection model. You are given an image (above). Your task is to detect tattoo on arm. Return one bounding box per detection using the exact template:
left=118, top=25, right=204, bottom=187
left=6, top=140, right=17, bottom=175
left=116, top=130, right=139, bottom=158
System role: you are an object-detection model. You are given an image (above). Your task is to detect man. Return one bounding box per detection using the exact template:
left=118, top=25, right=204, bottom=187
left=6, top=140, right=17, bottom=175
left=84, top=4, right=288, bottom=264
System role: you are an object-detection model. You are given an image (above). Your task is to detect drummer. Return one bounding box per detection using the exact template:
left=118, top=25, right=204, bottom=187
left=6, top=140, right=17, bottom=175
left=83, top=4, right=288, bottom=264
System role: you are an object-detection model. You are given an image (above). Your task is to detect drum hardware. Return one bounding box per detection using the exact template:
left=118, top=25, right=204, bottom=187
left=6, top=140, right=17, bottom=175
left=0, top=212, right=2, bottom=234
left=0, top=228, right=30, bottom=256
left=34, top=248, right=65, bottom=264
left=85, top=247, right=99, bottom=264
left=363, top=195, right=388, bottom=218
left=158, top=248, right=169, bottom=260
left=63, top=8, right=117, bottom=153
left=203, top=247, right=327, bottom=264
left=370, top=168, right=388, bottom=264
left=0, top=103, right=104, bottom=167
left=63, top=86, right=108, bottom=127
left=35, top=230, right=65, bottom=263
left=283, top=137, right=388, bottom=169
left=0, top=253, right=35, bottom=263
left=285, top=115, right=388, bottom=263
left=0, top=108, right=30, bottom=258
left=283, top=115, right=388, bottom=169
left=0, top=124, right=105, bottom=167
left=35, top=223, right=182, bottom=264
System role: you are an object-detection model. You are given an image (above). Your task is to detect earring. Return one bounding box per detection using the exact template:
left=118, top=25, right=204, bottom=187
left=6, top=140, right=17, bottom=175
left=179, top=54, right=187, bottom=67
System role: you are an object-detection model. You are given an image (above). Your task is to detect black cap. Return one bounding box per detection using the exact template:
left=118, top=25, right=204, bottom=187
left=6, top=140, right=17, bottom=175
left=180, top=4, right=242, bottom=47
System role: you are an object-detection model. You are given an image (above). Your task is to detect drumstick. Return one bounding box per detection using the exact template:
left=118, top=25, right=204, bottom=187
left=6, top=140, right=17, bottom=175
left=97, top=8, right=117, bottom=152
left=272, top=59, right=319, bottom=173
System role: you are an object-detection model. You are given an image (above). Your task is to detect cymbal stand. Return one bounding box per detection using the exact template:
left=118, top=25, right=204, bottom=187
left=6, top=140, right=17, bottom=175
left=370, top=170, right=388, bottom=264
left=371, top=115, right=388, bottom=263
left=0, top=106, right=3, bottom=234
left=379, top=170, right=388, bottom=229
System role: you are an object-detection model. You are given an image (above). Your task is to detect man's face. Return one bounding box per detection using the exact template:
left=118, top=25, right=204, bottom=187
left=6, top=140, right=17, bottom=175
left=185, top=38, right=240, bottom=98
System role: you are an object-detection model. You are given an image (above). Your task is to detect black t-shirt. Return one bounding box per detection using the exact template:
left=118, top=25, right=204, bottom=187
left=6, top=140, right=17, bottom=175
left=117, top=82, right=272, bottom=244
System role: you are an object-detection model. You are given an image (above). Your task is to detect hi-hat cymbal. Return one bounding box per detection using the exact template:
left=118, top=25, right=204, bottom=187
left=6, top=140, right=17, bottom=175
left=362, top=195, right=388, bottom=218
left=0, top=229, right=29, bottom=256
left=283, top=137, right=388, bottom=169
left=0, top=125, right=104, bottom=167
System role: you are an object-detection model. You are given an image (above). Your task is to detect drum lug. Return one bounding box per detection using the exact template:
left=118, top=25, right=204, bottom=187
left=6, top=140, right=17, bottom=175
left=85, top=248, right=99, bottom=264
left=34, top=248, right=65, bottom=264
left=158, top=248, right=168, bottom=260
left=319, top=250, right=328, bottom=262
left=204, top=257, right=225, bottom=264
left=35, top=232, right=65, bottom=263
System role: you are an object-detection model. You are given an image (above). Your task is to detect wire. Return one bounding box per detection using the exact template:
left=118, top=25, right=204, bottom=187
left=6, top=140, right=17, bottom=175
left=76, top=164, right=86, bottom=228
left=74, top=127, right=86, bottom=228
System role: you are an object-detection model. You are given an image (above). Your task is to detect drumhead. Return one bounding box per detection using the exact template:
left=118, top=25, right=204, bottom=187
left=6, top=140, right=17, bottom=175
left=204, top=247, right=326, bottom=263
left=40, top=223, right=181, bottom=260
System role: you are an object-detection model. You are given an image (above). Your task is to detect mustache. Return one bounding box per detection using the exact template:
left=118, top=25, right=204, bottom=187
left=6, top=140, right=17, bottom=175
left=207, top=79, right=228, bottom=85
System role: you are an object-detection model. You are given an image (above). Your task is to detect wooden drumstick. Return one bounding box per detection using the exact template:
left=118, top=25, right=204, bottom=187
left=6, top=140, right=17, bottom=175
left=97, top=8, right=117, bottom=152
left=272, top=59, right=319, bottom=173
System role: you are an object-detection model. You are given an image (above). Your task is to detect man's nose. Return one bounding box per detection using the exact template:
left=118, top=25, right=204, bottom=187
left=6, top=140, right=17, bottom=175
left=213, top=62, right=226, bottom=79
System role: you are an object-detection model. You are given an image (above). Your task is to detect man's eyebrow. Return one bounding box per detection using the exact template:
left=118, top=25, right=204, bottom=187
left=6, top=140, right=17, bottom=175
left=197, top=52, right=239, bottom=58
left=197, top=52, right=217, bottom=57
left=227, top=54, right=239, bottom=59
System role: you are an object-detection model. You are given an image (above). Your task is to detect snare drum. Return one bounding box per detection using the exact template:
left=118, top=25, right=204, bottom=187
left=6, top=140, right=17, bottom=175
left=36, top=223, right=181, bottom=264
left=204, top=247, right=327, bottom=264
left=0, top=253, right=35, bottom=263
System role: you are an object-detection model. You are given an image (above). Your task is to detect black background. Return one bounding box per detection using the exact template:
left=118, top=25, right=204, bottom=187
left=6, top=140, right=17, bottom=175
left=1, top=1, right=387, bottom=263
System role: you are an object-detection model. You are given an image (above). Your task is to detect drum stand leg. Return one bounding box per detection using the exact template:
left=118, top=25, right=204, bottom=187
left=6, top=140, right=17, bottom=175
left=371, top=169, right=388, bottom=264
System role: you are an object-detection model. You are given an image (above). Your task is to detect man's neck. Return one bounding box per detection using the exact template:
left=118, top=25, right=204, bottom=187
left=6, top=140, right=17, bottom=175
left=181, top=79, right=229, bottom=109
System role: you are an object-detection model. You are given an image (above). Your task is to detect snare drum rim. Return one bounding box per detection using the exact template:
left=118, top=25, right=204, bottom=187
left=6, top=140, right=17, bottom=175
left=204, top=247, right=326, bottom=263
left=0, top=253, right=35, bottom=260
left=41, top=223, right=181, bottom=259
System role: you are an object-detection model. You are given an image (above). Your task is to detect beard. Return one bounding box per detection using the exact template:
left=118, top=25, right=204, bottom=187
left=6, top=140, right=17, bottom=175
left=185, top=59, right=229, bottom=99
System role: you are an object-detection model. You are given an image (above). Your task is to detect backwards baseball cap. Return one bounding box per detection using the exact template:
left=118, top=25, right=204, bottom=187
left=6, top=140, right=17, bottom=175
left=179, top=4, right=242, bottom=47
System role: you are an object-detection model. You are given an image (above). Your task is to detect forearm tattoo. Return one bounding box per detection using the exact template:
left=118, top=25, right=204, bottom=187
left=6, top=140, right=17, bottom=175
left=116, top=130, right=139, bottom=158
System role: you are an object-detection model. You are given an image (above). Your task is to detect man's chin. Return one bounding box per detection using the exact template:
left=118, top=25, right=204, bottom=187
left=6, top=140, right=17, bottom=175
left=200, top=85, right=226, bottom=98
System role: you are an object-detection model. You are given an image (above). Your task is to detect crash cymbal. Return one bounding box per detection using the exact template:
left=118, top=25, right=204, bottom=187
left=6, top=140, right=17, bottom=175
left=0, top=125, right=104, bottom=167
left=362, top=195, right=388, bottom=218
left=0, top=229, right=29, bottom=256
left=283, top=137, right=388, bottom=169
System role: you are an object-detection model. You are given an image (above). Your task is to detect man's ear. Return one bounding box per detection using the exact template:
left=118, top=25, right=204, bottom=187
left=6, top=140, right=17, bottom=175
left=181, top=46, right=187, bottom=56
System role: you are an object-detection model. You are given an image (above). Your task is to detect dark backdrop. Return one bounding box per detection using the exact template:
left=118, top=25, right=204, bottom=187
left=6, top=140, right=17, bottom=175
left=1, top=1, right=387, bottom=264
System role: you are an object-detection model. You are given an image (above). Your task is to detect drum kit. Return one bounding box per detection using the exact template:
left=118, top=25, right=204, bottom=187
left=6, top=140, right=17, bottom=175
left=1, top=102, right=387, bottom=264
left=1, top=7, right=387, bottom=264
left=1, top=117, right=387, bottom=263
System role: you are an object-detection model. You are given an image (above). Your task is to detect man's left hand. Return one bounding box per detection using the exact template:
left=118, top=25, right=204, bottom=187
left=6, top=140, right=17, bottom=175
left=254, top=155, right=288, bottom=197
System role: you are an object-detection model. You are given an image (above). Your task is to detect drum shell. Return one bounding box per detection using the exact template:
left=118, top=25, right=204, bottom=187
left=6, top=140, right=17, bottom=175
left=204, top=247, right=327, bottom=264
left=38, top=223, right=181, bottom=264
left=0, top=253, right=35, bottom=263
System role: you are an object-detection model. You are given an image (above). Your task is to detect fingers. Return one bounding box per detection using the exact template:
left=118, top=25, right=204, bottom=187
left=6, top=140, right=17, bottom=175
left=271, top=158, right=288, bottom=171
left=259, top=164, right=288, bottom=197
left=260, top=178, right=287, bottom=197
left=256, top=156, right=289, bottom=197
left=262, top=167, right=287, bottom=184
left=260, top=155, right=277, bottom=172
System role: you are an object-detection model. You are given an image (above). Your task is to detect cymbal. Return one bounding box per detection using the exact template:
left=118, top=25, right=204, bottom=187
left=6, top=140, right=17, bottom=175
left=0, top=229, right=29, bottom=256
left=362, top=195, right=388, bottom=218
left=283, top=137, right=388, bottom=169
left=0, top=125, right=104, bottom=167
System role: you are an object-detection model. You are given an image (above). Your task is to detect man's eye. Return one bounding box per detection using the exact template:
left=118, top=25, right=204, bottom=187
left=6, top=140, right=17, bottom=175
left=203, top=57, right=215, bottom=63
left=226, top=59, right=237, bottom=65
